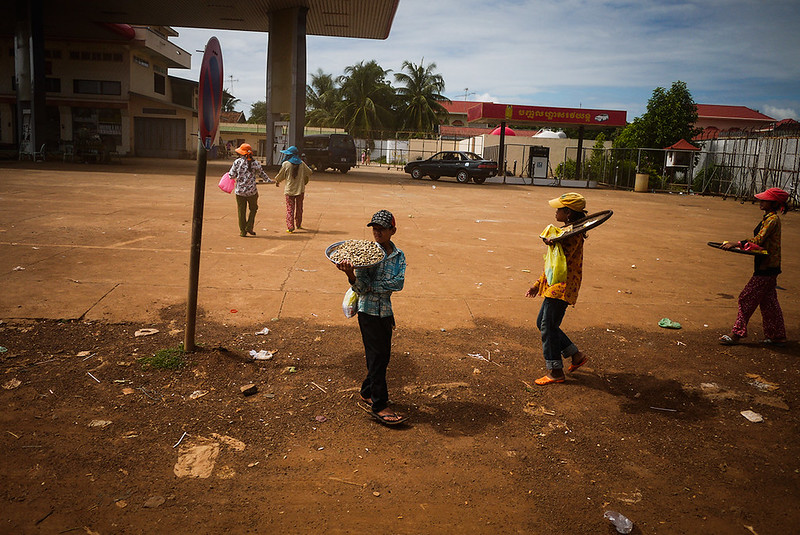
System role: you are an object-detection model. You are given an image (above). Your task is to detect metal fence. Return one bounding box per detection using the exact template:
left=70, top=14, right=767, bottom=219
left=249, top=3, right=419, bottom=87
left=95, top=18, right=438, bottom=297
left=561, top=129, right=799, bottom=205
left=303, top=126, right=800, bottom=206
left=350, top=132, right=474, bottom=170
left=564, top=146, right=685, bottom=191
left=692, top=135, right=799, bottom=202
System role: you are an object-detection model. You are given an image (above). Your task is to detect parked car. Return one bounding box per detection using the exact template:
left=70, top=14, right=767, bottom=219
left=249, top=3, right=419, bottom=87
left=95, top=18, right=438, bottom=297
left=404, top=151, right=498, bottom=184
left=302, top=133, right=357, bottom=173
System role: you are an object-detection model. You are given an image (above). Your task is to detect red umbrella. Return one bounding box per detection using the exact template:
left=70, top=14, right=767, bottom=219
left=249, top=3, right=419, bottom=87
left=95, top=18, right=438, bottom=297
left=490, top=126, right=516, bottom=136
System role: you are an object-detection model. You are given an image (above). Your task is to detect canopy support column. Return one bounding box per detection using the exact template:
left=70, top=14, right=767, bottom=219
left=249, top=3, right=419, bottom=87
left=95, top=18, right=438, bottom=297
left=265, top=6, right=307, bottom=164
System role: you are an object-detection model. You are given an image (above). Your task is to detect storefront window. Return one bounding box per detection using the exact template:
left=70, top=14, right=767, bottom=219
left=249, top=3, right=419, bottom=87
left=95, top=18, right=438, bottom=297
left=72, top=107, right=122, bottom=161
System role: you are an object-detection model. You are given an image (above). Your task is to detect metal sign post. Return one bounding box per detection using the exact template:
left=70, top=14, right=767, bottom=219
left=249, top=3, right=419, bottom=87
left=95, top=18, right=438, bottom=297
left=185, top=37, right=223, bottom=352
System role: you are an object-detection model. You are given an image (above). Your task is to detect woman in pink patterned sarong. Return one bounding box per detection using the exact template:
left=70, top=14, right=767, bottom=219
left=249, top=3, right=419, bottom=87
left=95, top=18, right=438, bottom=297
left=719, top=188, right=789, bottom=346
left=274, top=146, right=313, bottom=233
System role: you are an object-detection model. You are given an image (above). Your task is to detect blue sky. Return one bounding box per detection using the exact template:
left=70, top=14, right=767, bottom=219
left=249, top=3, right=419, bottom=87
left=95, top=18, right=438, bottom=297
left=172, top=0, right=800, bottom=122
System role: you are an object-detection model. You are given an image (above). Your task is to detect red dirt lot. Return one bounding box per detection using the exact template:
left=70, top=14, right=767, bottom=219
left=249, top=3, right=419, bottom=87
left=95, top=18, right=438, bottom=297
left=1, top=159, right=799, bottom=534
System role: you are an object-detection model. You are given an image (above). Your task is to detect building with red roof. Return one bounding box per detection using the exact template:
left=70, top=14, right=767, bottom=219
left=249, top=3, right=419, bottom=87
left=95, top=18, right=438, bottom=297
left=220, top=111, right=247, bottom=124
left=439, top=100, right=487, bottom=128
left=695, top=104, right=774, bottom=131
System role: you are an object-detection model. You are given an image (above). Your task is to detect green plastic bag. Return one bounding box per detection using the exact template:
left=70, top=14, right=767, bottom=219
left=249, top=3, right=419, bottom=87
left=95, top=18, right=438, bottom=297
left=540, top=224, right=567, bottom=285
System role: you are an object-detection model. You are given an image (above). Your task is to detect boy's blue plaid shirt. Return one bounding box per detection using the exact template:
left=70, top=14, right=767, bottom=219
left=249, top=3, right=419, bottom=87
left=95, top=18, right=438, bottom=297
left=352, top=243, right=405, bottom=317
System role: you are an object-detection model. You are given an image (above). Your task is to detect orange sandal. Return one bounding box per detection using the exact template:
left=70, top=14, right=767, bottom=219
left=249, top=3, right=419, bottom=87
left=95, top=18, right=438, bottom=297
left=568, top=356, right=588, bottom=373
left=535, top=375, right=565, bottom=385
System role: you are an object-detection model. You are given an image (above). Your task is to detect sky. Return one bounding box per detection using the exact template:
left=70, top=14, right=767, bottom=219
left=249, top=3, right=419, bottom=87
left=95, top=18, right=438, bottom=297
left=170, top=0, right=800, bottom=123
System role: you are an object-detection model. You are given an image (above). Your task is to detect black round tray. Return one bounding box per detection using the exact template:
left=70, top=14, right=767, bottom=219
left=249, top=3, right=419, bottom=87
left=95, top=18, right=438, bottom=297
left=707, top=241, right=767, bottom=256
left=548, top=210, right=613, bottom=242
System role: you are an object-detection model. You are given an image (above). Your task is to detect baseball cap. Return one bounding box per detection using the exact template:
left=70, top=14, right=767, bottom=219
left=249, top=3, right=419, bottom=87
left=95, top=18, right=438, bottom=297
left=548, top=192, right=587, bottom=212
left=367, top=209, right=396, bottom=229
left=754, top=187, right=789, bottom=204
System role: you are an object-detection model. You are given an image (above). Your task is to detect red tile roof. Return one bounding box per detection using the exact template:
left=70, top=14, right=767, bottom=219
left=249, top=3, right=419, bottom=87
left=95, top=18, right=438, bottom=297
left=774, top=118, right=799, bottom=128
left=696, top=104, right=773, bottom=121
left=664, top=139, right=700, bottom=151
left=440, top=100, right=484, bottom=114
left=220, top=111, right=246, bottom=123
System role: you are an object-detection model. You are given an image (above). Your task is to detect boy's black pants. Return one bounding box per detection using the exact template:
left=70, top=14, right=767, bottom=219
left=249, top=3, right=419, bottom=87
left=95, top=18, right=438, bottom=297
left=357, top=312, right=394, bottom=413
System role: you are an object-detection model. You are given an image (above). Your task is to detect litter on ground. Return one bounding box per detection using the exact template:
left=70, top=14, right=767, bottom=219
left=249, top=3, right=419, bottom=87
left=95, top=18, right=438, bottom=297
left=741, top=410, right=764, bottom=423
left=250, top=349, right=274, bottom=361
left=134, top=328, right=159, bottom=337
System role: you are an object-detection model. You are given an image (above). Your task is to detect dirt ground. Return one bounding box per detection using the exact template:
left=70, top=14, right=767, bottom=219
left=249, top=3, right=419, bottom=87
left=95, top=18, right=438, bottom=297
left=1, top=158, right=799, bottom=534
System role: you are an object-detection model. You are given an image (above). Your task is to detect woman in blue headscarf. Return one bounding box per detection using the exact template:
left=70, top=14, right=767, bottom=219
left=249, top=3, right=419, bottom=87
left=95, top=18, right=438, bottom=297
left=274, top=146, right=313, bottom=233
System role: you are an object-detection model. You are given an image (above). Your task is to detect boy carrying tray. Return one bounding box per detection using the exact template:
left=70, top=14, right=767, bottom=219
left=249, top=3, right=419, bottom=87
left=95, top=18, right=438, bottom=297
left=334, top=210, right=408, bottom=425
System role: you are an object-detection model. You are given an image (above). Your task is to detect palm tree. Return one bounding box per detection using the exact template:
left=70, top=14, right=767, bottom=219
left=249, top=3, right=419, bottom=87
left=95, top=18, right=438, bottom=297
left=335, top=60, right=395, bottom=139
left=306, top=69, right=340, bottom=127
left=394, top=60, right=450, bottom=134
left=222, top=90, right=240, bottom=113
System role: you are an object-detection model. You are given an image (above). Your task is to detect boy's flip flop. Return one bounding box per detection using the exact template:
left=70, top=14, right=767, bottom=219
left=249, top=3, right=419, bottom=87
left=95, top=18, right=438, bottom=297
left=568, top=356, right=588, bottom=373
left=534, top=375, right=565, bottom=385
left=719, top=335, right=740, bottom=346
left=359, top=395, right=372, bottom=406
left=357, top=401, right=408, bottom=426
left=369, top=411, right=408, bottom=426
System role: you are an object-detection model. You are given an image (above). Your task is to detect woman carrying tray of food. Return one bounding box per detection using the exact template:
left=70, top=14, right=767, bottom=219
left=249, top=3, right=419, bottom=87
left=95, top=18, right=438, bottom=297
left=719, top=187, right=789, bottom=346
left=333, top=210, right=408, bottom=426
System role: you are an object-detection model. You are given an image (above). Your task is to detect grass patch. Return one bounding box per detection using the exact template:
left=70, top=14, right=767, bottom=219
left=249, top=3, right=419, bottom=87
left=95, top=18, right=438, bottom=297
left=139, top=344, right=186, bottom=370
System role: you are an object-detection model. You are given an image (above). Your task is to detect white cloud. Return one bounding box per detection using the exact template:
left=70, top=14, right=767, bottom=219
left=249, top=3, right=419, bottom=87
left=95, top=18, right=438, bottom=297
left=171, top=0, right=800, bottom=120
left=762, top=105, right=799, bottom=121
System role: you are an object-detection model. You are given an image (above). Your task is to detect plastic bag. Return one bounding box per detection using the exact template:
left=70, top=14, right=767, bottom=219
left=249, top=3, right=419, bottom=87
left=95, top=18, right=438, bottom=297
left=218, top=172, right=235, bottom=194
left=342, top=288, right=359, bottom=318
left=540, top=224, right=567, bottom=285
left=543, top=244, right=567, bottom=285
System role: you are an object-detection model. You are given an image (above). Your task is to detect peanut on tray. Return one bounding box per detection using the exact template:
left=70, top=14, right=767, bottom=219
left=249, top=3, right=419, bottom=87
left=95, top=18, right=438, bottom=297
left=327, top=240, right=385, bottom=267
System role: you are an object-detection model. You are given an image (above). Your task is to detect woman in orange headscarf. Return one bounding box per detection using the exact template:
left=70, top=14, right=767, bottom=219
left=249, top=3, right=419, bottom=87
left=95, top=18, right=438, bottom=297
left=228, top=143, right=273, bottom=237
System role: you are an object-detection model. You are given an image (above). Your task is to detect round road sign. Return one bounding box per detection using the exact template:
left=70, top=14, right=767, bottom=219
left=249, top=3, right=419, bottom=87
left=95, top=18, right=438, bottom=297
left=199, top=37, right=223, bottom=149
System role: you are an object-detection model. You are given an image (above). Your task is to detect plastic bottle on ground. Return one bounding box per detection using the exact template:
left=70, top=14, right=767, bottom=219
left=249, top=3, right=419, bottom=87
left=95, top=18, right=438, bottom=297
left=604, top=510, right=633, bottom=534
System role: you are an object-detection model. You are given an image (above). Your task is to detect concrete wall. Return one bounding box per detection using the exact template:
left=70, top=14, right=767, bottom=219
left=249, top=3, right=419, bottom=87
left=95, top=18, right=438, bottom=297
left=695, top=118, right=773, bottom=132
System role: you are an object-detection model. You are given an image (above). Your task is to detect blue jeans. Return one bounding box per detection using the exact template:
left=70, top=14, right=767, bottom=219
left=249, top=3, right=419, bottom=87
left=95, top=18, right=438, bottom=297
left=536, top=297, right=578, bottom=370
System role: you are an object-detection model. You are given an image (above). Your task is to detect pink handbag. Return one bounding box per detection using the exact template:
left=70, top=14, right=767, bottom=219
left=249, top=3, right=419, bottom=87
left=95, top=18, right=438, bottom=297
left=218, top=172, right=235, bottom=194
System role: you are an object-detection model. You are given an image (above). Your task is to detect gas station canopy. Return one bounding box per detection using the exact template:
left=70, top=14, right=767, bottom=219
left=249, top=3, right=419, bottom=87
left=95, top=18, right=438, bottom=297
left=2, top=0, right=400, bottom=40
left=468, top=102, right=627, bottom=128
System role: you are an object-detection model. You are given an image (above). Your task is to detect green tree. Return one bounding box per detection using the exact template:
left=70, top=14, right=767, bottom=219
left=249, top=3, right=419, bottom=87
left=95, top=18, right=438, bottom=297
left=587, top=132, right=607, bottom=180
left=222, top=90, right=240, bottom=113
left=306, top=69, right=341, bottom=127
left=335, top=60, right=396, bottom=139
left=393, top=60, right=450, bottom=134
left=248, top=101, right=267, bottom=124
left=614, top=81, right=700, bottom=149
